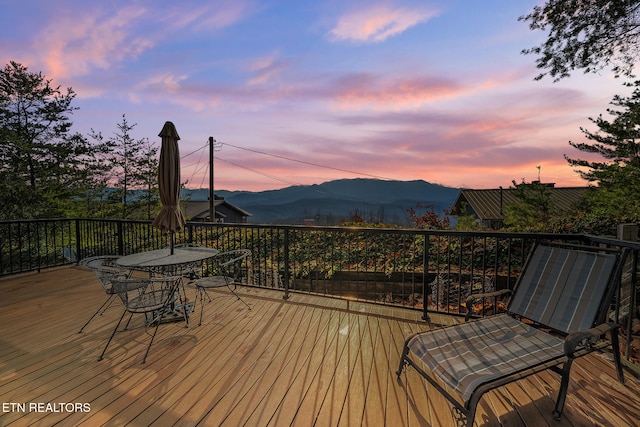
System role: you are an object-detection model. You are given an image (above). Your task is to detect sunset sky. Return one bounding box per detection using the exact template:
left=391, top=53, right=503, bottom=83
left=0, top=1, right=629, bottom=191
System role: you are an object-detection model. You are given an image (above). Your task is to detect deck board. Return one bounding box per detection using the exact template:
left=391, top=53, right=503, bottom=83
left=1, top=267, right=639, bottom=426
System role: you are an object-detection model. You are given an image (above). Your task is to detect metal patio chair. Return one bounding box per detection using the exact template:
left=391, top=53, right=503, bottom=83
left=195, top=249, right=252, bottom=326
left=98, top=275, right=183, bottom=364
left=397, top=241, right=628, bottom=426
left=78, top=255, right=131, bottom=333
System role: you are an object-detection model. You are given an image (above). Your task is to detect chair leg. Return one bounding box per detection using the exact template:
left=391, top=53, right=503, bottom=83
left=610, top=327, right=625, bottom=384
left=182, top=304, right=190, bottom=328
left=396, top=341, right=410, bottom=376
left=177, top=284, right=190, bottom=328
left=230, top=283, right=251, bottom=310
left=99, top=293, right=117, bottom=315
left=140, top=292, right=177, bottom=364
left=79, top=294, right=116, bottom=333
left=197, top=287, right=211, bottom=326
left=141, top=319, right=161, bottom=364
left=123, top=312, right=135, bottom=330
left=465, top=392, right=482, bottom=427
left=98, top=309, right=127, bottom=361
left=553, top=358, right=575, bottom=419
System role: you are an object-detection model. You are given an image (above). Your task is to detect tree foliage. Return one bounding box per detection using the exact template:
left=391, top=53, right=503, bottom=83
left=520, top=1, right=640, bottom=81
left=0, top=61, right=161, bottom=220
left=407, top=203, right=450, bottom=229
left=503, top=180, right=554, bottom=231
left=452, top=201, right=483, bottom=231
left=89, top=115, right=159, bottom=219
left=565, top=80, right=640, bottom=222
left=0, top=61, right=94, bottom=219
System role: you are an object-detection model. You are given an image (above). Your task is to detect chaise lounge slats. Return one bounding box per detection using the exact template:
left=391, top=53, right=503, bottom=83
left=407, top=315, right=565, bottom=403
left=508, top=245, right=617, bottom=334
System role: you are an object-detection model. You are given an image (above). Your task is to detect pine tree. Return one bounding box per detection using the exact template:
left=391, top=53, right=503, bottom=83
left=89, top=115, right=158, bottom=219
left=503, top=180, right=554, bottom=231
left=521, top=1, right=640, bottom=80
left=0, top=61, right=94, bottom=219
left=565, top=81, right=640, bottom=220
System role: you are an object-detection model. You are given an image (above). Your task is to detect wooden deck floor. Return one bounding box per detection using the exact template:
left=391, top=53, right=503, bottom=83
left=1, top=266, right=639, bottom=427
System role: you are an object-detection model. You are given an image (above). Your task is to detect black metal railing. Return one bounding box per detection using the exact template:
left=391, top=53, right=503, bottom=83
left=0, top=218, right=624, bottom=311
left=1, top=218, right=639, bottom=370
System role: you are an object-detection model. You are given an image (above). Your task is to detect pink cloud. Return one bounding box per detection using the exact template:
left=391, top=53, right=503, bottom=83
left=171, top=68, right=601, bottom=190
left=246, top=54, right=290, bottom=86
left=160, top=1, right=254, bottom=32
left=39, top=5, right=152, bottom=80
left=30, top=2, right=253, bottom=83
left=325, top=68, right=544, bottom=112
left=329, top=5, right=438, bottom=43
left=330, top=73, right=465, bottom=110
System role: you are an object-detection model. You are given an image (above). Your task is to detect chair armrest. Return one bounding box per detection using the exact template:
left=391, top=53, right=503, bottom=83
left=564, top=322, right=619, bottom=357
left=464, top=289, right=511, bottom=321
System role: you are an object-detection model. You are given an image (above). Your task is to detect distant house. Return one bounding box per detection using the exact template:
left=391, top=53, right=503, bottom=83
left=452, top=183, right=587, bottom=229
left=183, top=197, right=252, bottom=224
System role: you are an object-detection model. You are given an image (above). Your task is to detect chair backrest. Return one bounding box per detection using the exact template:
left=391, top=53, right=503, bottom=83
left=210, top=249, right=251, bottom=281
left=508, top=243, right=623, bottom=335
left=79, top=255, right=129, bottom=292
left=110, top=276, right=182, bottom=311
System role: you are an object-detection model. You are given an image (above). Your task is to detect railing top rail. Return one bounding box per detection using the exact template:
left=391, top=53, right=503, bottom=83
left=4, top=219, right=639, bottom=248
left=586, top=234, right=640, bottom=250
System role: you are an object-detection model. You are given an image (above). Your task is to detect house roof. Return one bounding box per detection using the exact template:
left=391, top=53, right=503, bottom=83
left=184, top=201, right=224, bottom=219
left=184, top=199, right=252, bottom=220
left=453, top=186, right=587, bottom=221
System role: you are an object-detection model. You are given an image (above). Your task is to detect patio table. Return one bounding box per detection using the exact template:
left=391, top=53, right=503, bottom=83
left=116, top=246, right=219, bottom=272
left=116, top=246, right=219, bottom=325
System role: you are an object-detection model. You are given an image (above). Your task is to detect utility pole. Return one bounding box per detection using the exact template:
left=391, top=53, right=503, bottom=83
left=209, top=136, right=215, bottom=222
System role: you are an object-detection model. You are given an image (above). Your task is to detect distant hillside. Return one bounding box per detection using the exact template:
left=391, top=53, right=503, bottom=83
left=182, top=178, right=461, bottom=225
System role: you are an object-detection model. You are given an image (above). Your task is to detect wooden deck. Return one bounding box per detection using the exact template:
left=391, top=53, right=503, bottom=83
left=1, top=266, right=639, bottom=427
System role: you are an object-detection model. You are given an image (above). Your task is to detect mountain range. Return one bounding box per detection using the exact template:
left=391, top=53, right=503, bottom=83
left=182, top=178, right=461, bottom=226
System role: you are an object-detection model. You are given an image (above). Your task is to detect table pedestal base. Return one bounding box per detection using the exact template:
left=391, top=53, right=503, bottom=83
left=148, top=301, right=195, bottom=325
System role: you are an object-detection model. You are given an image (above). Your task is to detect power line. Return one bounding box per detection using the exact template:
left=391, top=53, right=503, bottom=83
left=216, top=156, right=306, bottom=187
left=220, top=141, right=394, bottom=181
left=196, top=159, right=209, bottom=189
left=179, top=138, right=397, bottom=191
left=181, top=143, right=208, bottom=159
left=216, top=155, right=365, bottom=201
left=181, top=142, right=209, bottom=187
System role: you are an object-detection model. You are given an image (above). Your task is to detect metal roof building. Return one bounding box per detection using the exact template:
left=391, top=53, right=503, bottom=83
left=452, top=185, right=587, bottom=229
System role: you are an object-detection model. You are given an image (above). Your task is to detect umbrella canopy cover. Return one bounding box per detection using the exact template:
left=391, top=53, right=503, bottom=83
left=152, top=121, right=186, bottom=232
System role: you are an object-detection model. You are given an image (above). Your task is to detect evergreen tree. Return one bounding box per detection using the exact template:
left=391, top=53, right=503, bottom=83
left=521, top=1, right=640, bottom=81
left=0, top=61, right=94, bottom=219
left=136, top=138, right=160, bottom=220
left=503, top=180, right=554, bottom=231
left=565, top=81, right=640, bottom=221
left=89, top=115, right=158, bottom=219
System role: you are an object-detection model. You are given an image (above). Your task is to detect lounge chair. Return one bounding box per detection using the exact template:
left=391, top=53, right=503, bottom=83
left=397, top=241, right=627, bottom=426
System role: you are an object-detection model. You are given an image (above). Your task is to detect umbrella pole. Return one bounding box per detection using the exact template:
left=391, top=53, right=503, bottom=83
left=171, top=232, right=175, bottom=255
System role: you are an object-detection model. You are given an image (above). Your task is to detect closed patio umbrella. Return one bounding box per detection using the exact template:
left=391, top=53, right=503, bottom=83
left=152, top=121, right=185, bottom=254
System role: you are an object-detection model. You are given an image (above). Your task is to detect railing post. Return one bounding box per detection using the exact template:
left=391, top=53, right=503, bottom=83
left=283, top=228, right=290, bottom=299
left=74, top=219, right=82, bottom=263
left=422, top=233, right=431, bottom=323
left=617, top=224, right=639, bottom=366
left=625, top=250, right=638, bottom=363
left=117, top=221, right=125, bottom=255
